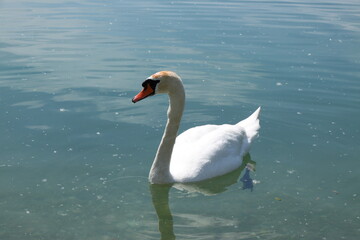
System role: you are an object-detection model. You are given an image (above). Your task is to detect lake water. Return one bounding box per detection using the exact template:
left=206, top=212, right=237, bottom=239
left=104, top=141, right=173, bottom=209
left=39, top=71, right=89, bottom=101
left=1, top=0, right=359, bottom=239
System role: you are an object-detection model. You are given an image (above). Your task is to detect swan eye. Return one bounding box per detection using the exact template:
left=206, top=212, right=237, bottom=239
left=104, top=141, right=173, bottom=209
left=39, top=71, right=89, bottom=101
left=142, top=79, right=160, bottom=90
left=141, top=81, right=148, bottom=88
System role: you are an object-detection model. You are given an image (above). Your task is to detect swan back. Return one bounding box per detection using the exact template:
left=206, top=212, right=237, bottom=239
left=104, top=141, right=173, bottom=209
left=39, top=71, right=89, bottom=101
left=170, top=107, right=261, bottom=182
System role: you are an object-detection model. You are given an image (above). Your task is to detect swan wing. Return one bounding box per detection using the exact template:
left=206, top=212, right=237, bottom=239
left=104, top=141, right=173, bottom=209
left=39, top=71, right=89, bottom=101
left=170, top=107, right=261, bottom=183
left=170, top=124, right=248, bottom=182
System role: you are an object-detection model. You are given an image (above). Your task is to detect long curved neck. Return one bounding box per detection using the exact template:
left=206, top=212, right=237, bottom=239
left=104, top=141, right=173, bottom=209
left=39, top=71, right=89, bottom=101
left=149, top=85, right=185, bottom=184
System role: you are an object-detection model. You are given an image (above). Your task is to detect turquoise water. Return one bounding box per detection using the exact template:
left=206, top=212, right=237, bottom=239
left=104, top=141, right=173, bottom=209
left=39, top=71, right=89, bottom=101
left=1, top=0, right=359, bottom=239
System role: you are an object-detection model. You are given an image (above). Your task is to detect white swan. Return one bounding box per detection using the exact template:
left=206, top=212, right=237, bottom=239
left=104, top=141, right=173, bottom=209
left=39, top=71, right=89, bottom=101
left=132, top=71, right=261, bottom=184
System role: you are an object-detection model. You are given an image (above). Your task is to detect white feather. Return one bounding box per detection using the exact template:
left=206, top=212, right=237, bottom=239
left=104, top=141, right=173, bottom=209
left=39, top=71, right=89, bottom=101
left=133, top=71, right=261, bottom=184
left=170, top=107, right=260, bottom=182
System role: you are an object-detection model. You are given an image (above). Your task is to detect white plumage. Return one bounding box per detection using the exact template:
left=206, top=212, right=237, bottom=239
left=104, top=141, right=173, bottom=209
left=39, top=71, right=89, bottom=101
left=132, top=71, right=260, bottom=184
left=171, top=107, right=260, bottom=182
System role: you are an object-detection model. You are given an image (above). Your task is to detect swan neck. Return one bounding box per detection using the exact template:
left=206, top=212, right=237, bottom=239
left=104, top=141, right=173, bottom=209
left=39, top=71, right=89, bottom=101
left=149, top=87, right=185, bottom=184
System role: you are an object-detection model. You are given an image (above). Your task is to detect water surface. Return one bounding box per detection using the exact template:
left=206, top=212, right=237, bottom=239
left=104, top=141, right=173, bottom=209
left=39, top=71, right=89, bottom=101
left=1, top=0, right=359, bottom=239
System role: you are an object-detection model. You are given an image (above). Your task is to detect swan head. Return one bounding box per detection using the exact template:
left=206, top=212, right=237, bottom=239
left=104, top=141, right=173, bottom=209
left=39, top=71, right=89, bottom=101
left=132, top=71, right=183, bottom=103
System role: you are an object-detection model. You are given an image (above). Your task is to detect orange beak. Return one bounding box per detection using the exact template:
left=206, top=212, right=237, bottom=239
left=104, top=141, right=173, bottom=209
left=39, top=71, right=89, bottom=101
left=132, top=84, right=155, bottom=103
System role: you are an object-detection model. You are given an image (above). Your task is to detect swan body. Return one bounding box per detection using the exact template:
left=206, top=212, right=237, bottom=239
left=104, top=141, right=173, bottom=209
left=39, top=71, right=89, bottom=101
left=132, top=71, right=260, bottom=184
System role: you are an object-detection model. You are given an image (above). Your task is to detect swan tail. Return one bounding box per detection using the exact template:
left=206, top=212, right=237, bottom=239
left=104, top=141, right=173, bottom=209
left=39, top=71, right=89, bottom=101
left=237, top=107, right=261, bottom=143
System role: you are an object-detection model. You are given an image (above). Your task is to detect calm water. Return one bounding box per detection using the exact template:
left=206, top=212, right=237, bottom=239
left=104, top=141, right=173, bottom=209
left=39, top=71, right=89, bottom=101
left=1, top=0, right=359, bottom=239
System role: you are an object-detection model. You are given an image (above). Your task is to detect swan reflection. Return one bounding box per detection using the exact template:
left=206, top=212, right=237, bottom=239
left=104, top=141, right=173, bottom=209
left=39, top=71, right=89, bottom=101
left=150, top=184, right=175, bottom=240
left=240, top=167, right=254, bottom=191
left=149, top=154, right=256, bottom=239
